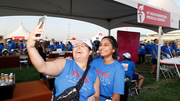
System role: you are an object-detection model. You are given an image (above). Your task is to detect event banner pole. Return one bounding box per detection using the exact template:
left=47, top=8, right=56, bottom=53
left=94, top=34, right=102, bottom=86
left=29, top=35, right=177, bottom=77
left=156, top=26, right=162, bottom=82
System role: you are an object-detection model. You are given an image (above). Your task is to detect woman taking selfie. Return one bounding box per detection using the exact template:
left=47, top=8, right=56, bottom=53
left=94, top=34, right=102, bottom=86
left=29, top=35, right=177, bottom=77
left=27, top=22, right=100, bottom=101
left=90, top=36, right=125, bottom=101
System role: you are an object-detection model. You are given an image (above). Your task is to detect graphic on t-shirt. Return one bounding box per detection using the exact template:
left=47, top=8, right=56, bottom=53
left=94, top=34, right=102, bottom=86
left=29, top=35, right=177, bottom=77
left=66, top=69, right=91, bottom=90
left=96, top=69, right=111, bottom=85
left=121, top=63, right=129, bottom=71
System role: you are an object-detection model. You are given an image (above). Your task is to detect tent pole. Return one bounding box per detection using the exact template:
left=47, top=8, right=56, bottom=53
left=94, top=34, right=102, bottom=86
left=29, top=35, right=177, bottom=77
left=108, top=29, right=111, bottom=36
left=107, top=19, right=111, bottom=36
left=156, top=26, right=162, bottom=82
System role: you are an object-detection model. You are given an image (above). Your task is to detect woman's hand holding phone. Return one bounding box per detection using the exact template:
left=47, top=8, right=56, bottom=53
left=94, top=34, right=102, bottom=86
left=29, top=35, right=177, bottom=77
left=27, top=15, right=46, bottom=49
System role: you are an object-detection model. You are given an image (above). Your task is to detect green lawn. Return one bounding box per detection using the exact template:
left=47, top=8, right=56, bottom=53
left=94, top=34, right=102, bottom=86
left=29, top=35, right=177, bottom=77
left=128, top=63, right=180, bottom=101
left=0, top=63, right=180, bottom=101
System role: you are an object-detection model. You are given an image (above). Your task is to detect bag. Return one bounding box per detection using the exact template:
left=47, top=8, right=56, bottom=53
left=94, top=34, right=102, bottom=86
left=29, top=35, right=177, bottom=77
left=53, top=86, right=79, bottom=101
left=100, top=94, right=112, bottom=100
left=53, top=65, right=90, bottom=101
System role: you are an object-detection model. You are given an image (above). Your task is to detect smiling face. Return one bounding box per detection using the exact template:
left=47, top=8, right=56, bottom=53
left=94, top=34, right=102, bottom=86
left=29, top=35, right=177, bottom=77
left=99, top=38, right=115, bottom=58
left=73, top=41, right=92, bottom=61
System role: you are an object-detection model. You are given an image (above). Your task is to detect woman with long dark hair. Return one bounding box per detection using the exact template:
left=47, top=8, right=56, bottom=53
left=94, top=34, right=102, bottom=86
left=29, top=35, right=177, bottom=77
left=90, top=36, right=125, bottom=101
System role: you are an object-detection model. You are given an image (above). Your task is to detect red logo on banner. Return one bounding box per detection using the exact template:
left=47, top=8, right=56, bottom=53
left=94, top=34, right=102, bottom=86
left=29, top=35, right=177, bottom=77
left=137, top=3, right=170, bottom=27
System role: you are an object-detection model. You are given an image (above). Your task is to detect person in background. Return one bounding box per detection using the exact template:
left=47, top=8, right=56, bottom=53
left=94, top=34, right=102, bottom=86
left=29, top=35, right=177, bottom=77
left=0, top=42, right=4, bottom=54
left=137, top=41, right=146, bottom=64
left=54, top=41, right=60, bottom=50
left=67, top=41, right=73, bottom=51
left=172, top=41, right=179, bottom=52
left=151, top=38, right=158, bottom=76
left=161, top=41, right=176, bottom=59
left=7, top=39, right=15, bottom=51
left=19, top=38, right=24, bottom=54
left=38, top=40, right=46, bottom=61
left=27, top=23, right=100, bottom=101
left=48, top=42, right=55, bottom=52
left=38, top=39, right=46, bottom=79
left=59, top=41, right=65, bottom=51
left=93, top=50, right=101, bottom=60
left=145, top=41, right=152, bottom=54
left=90, top=36, right=125, bottom=101
left=120, top=52, right=144, bottom=95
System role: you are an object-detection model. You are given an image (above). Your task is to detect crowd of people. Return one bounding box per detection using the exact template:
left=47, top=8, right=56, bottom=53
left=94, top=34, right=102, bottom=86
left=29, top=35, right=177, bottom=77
left=0, top=38, right=27, bottom=55
left=138, top=39, right=179, bottom=76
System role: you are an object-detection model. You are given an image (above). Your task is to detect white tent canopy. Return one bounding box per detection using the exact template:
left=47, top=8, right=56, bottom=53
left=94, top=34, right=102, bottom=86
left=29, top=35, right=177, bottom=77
left=0, top=0, right=179, bottom=33
left=4, top=23, right=30, bottom=40
left=92, top=30, right=104, bottom=42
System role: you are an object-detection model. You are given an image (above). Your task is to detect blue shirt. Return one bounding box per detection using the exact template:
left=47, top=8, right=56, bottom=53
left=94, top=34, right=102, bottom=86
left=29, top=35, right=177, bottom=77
left=54, top=59, right=98, bottom=101
left=68, top=44, right=73, bottom=51
left=90, top=58, right=125, bottom=101
left=48, top=45, right=54, bottom=51
left=151, top=44, right=158, bottom=59
left=93, top=55, right=101, bottom=60
left=145, top=43, right=152, bottom=54
left=56, top=44, right=60, bottom=48
left=0, top=45, right=4, bottom=53
left=139, top=44, right=146, bottom=55
left=8, top=42, right=15, bottom=51
left=161, top=45, right=174, bottom=57
left=120, top=60, right=136, bottom=79
left=60, top=43, right=65, bottom=50
left=172, top=44, right=179, bottom=52
left=19, top=42, right=24, bottom=50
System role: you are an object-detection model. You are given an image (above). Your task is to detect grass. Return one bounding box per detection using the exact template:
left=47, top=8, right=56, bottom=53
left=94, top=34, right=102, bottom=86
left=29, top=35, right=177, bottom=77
left=0, top=65, right=40, bottom=83
left=0, top=63, right=180, bottom=101
left=128, top=63, right=180, bottom=101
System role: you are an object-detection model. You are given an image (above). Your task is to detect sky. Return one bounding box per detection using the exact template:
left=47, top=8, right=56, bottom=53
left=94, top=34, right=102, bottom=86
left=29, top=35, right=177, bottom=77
left=0, top=0, right=180, bottom=41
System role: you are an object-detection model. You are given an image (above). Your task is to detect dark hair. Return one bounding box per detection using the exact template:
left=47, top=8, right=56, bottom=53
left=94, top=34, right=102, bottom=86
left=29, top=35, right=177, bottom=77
left=102, top=36, right=118, bottom=60
left=154, top=38, right=158, bottom=42
left=87, top=47, right=93, bottom=65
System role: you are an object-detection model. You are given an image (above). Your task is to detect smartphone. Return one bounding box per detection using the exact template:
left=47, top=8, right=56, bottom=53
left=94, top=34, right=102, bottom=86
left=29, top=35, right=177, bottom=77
left=36, top=15, right=47, bottom=37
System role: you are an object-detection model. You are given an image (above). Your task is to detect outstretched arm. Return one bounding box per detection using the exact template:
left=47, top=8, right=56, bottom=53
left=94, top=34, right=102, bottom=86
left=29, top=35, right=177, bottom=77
left=27, top=22, right=66, bottom=76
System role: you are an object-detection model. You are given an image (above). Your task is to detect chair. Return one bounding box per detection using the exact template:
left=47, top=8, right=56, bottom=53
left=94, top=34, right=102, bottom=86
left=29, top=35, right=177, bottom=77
left=160, top=65, right=171, bottom=80
left=19, top=55, right=29, bottom=69
left=129, top=80, right=139, bottom=96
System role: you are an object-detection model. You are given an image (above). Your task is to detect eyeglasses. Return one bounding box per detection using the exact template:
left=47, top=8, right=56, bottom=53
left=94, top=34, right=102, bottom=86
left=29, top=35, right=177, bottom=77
left=73, top=45, right=88, bottom=49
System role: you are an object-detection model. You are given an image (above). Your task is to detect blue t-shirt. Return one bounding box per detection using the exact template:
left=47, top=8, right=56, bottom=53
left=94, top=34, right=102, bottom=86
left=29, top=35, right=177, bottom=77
left=68, top=44, right=73, bottom=51
left=56, top=44, right=60, bottom=48
left=172, top=44, right=179, bottom=52
left=151, top=44, right=158, bottom=59
left=139, top=44, right=146, bottom=55
left=120, top=60, right=136, bottom=79
left=90, top=58, right=125, bottom=101
left=93, top=55, right=101, bottom=60
left=48, top=45, right=54, bottom=51
left=0, top=45, right=4, bottom=53
left=8, top=42, right=15, bottom=51
left=19, top=42, right=24, bottom=50
left=145, top=43, right=152, bottom=54
left=54, top=59, right=98, bottom=101
left=161, top=45, right=174, bottom=57
left=60, top=43, right=65, bottom=50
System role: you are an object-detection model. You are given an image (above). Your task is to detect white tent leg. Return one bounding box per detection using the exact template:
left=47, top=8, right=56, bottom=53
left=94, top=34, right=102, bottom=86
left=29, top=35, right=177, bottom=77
left=156, top=26, right=162, bottom=82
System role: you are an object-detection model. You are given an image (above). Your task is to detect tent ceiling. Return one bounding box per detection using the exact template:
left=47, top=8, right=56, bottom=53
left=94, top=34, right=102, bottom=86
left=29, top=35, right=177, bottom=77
left=0, top=0, right=179, bottom=33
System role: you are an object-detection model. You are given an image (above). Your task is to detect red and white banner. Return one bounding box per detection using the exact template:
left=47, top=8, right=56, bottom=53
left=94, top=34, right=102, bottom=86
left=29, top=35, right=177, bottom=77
left=137, top=3, right=179, bottom=29
left=13, top=36, right=25, bottom=40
